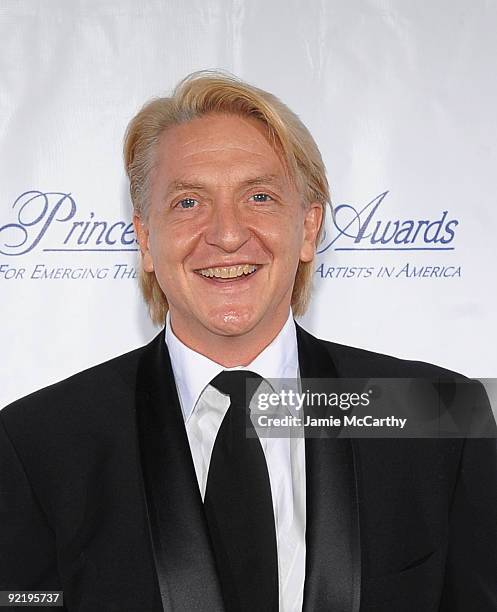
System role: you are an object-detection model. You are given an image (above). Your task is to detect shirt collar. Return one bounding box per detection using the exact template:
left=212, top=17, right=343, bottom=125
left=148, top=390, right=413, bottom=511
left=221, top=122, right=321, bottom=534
left=165, top=311, right=299, bottom=422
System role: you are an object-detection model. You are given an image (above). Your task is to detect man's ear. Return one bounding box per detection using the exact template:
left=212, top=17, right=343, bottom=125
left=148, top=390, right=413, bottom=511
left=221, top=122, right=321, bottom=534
left=133, top=214, right=154, bottom=272
left=300, top=202, right=323, bottom=263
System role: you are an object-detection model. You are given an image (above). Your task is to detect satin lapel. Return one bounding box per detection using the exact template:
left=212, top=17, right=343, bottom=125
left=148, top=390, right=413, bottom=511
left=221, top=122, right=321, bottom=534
left=296, top=324, right=361, bottom=612
left=135, top=330, right=225, bottom=612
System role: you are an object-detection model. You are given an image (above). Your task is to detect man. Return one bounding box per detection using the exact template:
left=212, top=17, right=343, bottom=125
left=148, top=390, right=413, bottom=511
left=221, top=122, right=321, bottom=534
left=1, top=72, right=496, bottom=611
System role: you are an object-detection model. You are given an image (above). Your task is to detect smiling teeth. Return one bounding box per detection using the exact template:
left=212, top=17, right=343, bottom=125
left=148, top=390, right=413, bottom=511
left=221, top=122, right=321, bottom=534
left=198, top=264, right=258, bottom=279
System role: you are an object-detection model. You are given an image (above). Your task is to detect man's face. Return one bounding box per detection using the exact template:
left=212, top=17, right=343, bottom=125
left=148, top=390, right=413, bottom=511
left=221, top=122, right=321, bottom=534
left=134, top=113, right=322, bottom=351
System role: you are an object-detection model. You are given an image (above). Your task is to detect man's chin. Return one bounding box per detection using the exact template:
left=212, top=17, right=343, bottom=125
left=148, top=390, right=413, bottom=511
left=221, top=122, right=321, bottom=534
left=198, top=306, right=266, bottom=339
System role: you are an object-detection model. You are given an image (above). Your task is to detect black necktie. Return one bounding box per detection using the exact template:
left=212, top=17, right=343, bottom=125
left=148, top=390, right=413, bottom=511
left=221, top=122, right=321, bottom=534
left=204, top=370, right=279, bottom=612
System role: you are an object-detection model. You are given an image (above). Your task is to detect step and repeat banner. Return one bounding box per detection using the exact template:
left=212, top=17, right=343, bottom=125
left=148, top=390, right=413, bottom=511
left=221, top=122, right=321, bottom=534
left=1, top=0, right=496, bottom=407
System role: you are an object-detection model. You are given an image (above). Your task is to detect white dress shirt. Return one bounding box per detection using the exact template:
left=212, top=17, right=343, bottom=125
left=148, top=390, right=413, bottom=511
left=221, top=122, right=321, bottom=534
left=165, top=311, right=306, bottom=612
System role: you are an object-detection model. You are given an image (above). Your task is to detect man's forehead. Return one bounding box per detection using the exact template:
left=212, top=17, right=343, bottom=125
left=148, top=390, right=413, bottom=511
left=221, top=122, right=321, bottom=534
left=158, top=113, right=286, bottom=159
left=153, top=113, right=298, bottom=194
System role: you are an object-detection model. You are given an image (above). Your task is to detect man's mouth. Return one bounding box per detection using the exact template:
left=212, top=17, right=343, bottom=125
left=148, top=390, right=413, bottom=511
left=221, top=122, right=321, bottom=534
left=195, top=264, right=259, bottom=279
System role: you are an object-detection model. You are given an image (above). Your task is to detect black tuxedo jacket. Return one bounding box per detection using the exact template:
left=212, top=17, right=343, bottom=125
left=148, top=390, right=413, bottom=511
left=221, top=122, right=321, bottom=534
left=1, top=325, right=496, bottom=611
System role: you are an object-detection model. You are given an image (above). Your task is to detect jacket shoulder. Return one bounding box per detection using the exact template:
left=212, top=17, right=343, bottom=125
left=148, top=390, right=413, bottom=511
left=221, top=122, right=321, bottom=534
left=0, top=339, right=153, bottom=433
left=318, top=336, right=464, bottom=379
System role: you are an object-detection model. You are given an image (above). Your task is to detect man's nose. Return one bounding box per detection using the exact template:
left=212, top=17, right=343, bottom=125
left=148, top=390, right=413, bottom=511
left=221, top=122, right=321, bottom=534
left=204, top=199, right=251, bottom=252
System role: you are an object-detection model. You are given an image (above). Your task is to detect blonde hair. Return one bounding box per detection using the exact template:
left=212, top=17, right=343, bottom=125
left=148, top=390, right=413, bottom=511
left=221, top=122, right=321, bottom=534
left=124, top=70, right=330, bottom=325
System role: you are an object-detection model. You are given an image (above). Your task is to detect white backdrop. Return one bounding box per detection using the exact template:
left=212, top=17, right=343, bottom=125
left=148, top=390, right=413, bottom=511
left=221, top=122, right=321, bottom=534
left=1, top=0, right=496, bottom=407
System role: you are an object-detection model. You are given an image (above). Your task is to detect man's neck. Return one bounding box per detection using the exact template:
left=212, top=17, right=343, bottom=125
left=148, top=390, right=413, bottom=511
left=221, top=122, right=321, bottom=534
left=168, top=311, right=292, bottom=367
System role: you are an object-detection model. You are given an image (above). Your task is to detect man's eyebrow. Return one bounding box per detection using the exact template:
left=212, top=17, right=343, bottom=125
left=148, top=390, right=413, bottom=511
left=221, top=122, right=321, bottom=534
left=239, top=174, right=283, bottom=188
left=165, top=180, right=208, bottom=197
left=164, top=174, right=284, bottom=198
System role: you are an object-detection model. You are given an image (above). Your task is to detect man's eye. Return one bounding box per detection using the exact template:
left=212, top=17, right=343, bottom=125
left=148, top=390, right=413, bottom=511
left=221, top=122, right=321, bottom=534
left=249, top=193, right=273, bottom=203
left=176, top=198, right=198, bottom=209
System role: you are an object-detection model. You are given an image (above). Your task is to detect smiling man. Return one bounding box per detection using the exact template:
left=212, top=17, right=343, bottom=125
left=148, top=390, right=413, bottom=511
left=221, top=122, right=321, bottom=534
left=133, top=111, right=321, bottom=365
left=1, top=72, right=496, bottom=612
